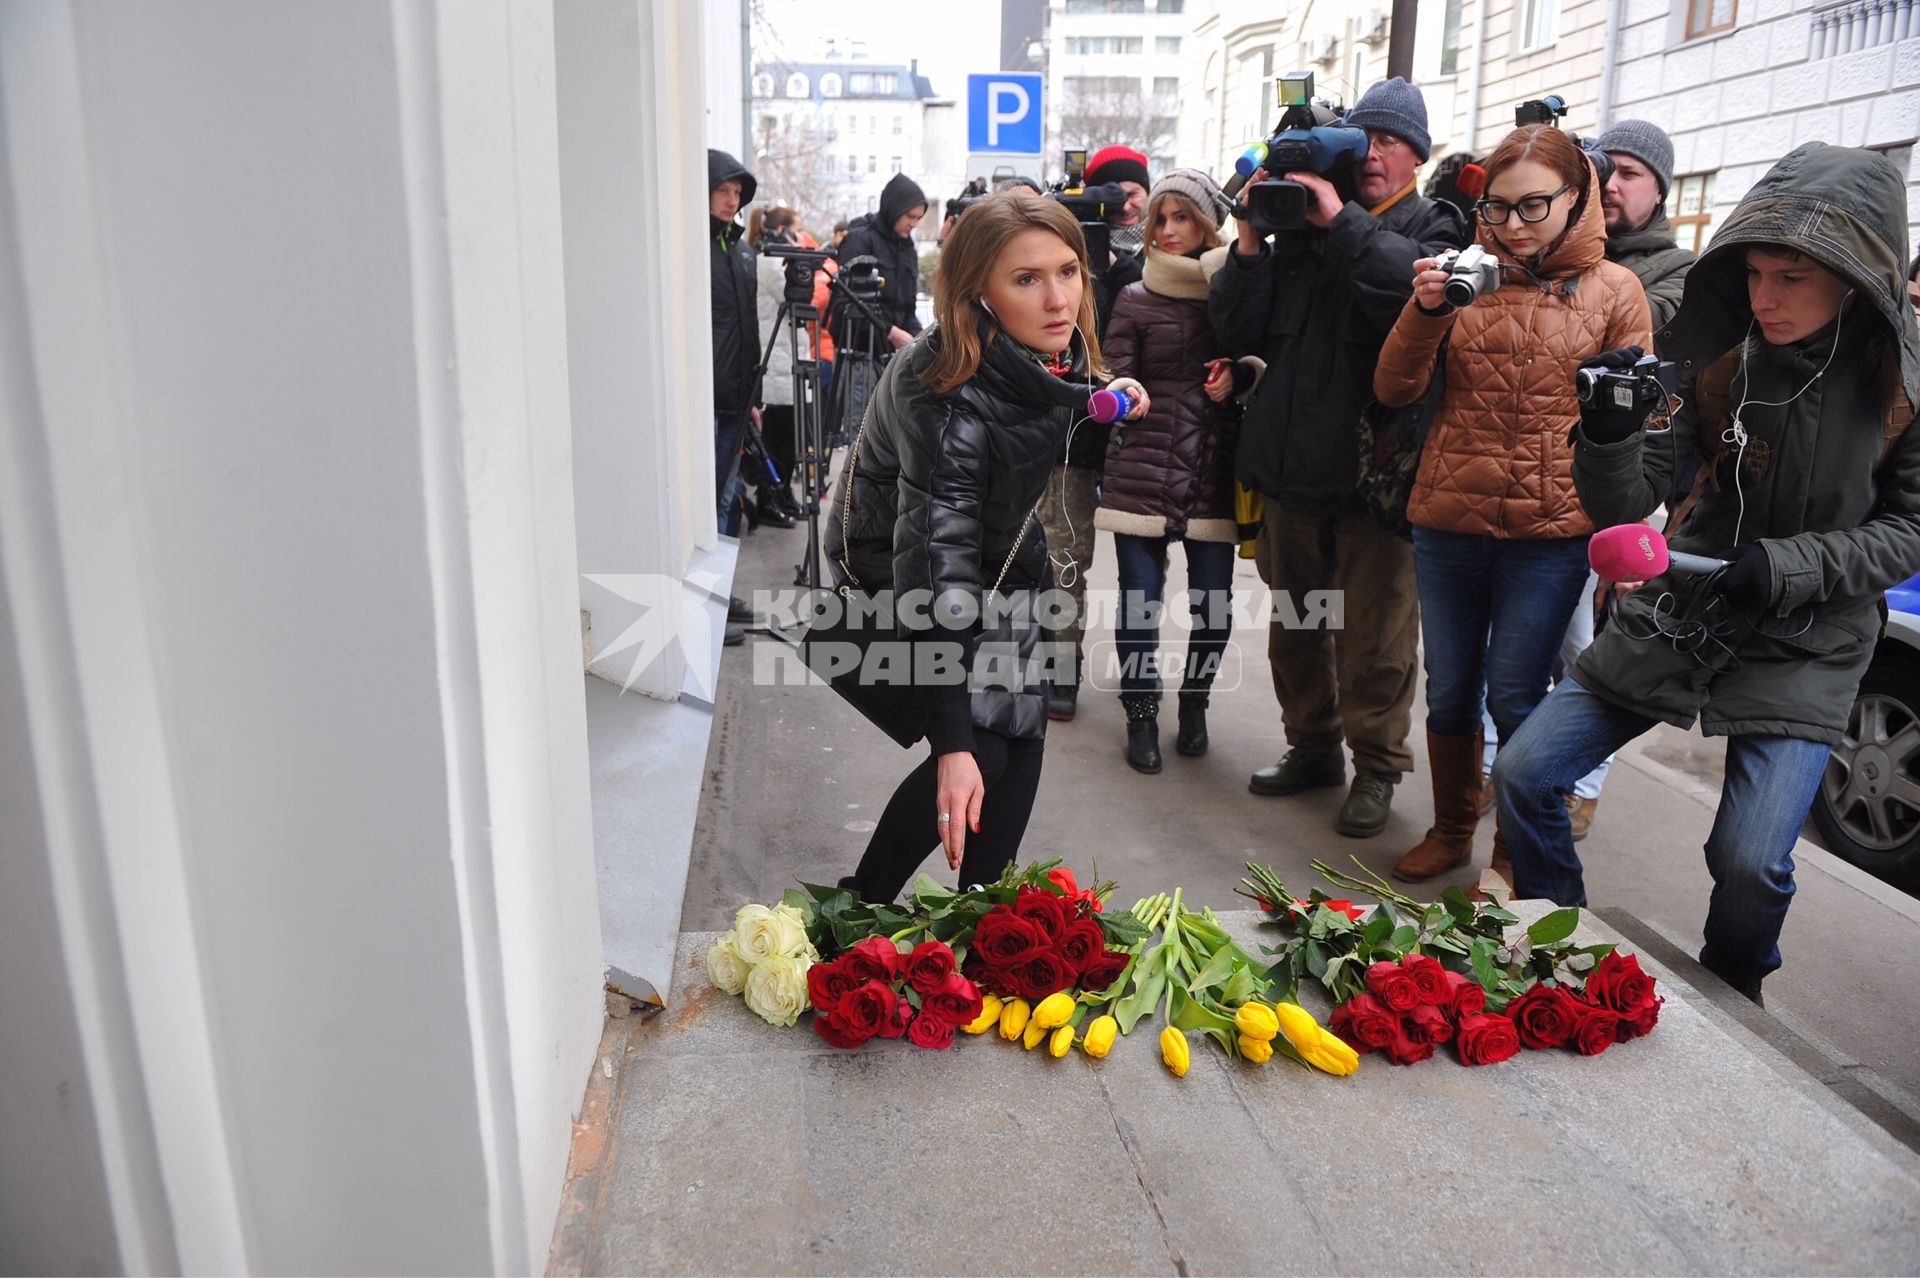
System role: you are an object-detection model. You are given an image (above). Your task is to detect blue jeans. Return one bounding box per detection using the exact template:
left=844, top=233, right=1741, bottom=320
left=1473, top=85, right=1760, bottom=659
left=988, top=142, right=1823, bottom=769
left=715, top=411, right=747, bottom=536
left=1492, top=679, right=1829, bottom=992
left=1112, top=534, right=1234, bottom=697
left=1412, top=527, right=1591, bottom=745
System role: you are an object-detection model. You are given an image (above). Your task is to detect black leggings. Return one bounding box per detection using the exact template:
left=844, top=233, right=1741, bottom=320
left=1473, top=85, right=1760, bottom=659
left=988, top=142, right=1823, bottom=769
left=849, top=730, right=1045, bottom=902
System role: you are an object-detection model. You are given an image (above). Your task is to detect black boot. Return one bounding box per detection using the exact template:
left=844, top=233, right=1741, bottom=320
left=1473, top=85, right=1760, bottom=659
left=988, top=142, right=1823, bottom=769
left=754, top=488, right=796, bottom=529
left=775, top=485, right=804, bottom=521
left=1047, top=680, right=1079, bottom=722
left=1122, top=695, right=1162, bottom=774
left=1175, top=689, right=1209, bottom=757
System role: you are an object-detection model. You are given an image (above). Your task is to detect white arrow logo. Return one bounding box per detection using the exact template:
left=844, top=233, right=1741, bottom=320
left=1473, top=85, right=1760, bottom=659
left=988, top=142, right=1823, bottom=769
left=580, top=573, right=720, bottom=701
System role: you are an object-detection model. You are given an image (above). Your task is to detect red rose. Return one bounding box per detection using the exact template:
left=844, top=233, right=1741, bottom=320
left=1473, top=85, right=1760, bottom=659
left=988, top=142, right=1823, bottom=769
left=883, top=993, right=913, bottom=1039
left=1406, top=1003, right=1454, bottom=1046
left=970, top=964, right=1021, bottom=998
left=805, top=959, right=859, bottom=1017
left=1401, top=955, right=1450, bottom=1005
left=1045, top=866, right=1080, bottom=898
left=973, top=909, right=1050, bottom=967
left=1077, top=949, right=1130, bottom=993
left=907, top=1008, right=956, bottom=1049
left=844, top=936, right=902, bottom=985
left=1075, top=889, right=1104, bottom=915
left=1585, top=951, right=1658, bottom=1016
left=1384, top=1023, right=1436, bottom=1065
left=1454, top=1012, right=1521, bottom=1066
left=904, top=940, right=957, bottom=996
left=1018, top=951, right=1076, bottom=1000
left=1056, top=918, right=1106, bottom=972
left=1440, top=971, right=1488, bottom=1020
left=1323, top=898, right=1366, bottom=922
left=1571, top=1005, right=1620, bottom=1056
left=1013, top=887, right=1071, bottom=939
left=922, top=972, right=985, bottom=1027
left=1508, top=983, right=1583, bottom=1050
left=1330, top=994, right=1396, bottom=1051
left=813, top=1009, right=874, bottom=1050
left=1366, top=961, right=1420, bottom=1012
left=1620, top=996, right=1663, bottom=1040
left=834, top=980, right=896, bottom=1042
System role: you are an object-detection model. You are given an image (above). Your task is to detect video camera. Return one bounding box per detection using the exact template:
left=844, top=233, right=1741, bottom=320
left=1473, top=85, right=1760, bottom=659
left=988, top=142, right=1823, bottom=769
left=1576, top=350, right=1677, bottom=415
left=762, top=240, right=834, bottom=305
left=1046, top=149, right=1131, bottom=275
left=1224, top=71, right=1368, bottom=236
left=1514, top=94, right=1616, bottom=188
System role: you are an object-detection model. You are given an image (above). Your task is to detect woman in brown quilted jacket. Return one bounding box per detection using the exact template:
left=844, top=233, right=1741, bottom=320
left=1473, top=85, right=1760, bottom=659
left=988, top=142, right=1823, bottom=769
left=1372, top=125, right=1652, bottom=886
left=1095, top=170, right=1254, bottom=774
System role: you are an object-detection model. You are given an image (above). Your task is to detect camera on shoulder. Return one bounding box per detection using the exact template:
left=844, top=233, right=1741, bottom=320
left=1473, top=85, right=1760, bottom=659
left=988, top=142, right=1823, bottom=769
left=1223, top=71, right=1367, bottom=237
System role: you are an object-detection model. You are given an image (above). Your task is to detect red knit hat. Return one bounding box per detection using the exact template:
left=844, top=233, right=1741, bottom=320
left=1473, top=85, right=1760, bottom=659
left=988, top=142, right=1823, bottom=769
left=1085, top=145, right=1150, bottom=189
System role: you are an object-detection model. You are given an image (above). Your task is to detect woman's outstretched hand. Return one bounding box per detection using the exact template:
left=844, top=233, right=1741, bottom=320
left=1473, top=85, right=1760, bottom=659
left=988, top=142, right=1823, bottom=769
left=936, top=750, right=986, bottom=870
left=1108, top=376, right=1152, bottom=421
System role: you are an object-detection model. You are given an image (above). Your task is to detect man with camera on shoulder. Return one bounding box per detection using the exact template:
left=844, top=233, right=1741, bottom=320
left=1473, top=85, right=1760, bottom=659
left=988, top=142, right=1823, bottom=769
left=1209, top=76, right=1470, bottom=838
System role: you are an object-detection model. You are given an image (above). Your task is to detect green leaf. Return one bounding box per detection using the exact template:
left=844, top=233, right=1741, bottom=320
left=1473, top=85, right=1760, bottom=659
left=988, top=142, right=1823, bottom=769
left=1527, top=907, right=1580, bottom=946
left=1222, top=964, right=1261, bottom=1006
left=1440, top=886, right=1476, bottom=926
left=1389, top=925, right=1417, bottom=953
left=1188, top=944, right=1238, bottom=996
left=1470, top=938, right=1497, bottom=991
left=803, top=881, right=851, bottom=905
left=1097, top=910, right=1153, bottom=949
left=1564, top=951, right=1597, bottom=973
left=781, top=887, right=811, bottom=914
left=1169, top=985, right=1237, bottom=1035
left=1362, top=909, right=1395, bottom=947
left=1305, top=941, right=1329, bottom=981
left=1480, top=906, right=1521, bottom=926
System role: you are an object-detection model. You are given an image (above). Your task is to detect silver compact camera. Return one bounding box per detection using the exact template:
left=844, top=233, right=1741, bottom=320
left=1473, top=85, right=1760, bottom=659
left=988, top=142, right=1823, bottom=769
left=1434, top=244, right=1503, bottom=308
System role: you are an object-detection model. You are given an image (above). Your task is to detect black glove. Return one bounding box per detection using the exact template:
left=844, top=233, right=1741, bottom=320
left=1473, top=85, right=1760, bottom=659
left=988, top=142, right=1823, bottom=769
left=1710, top=543, right=1775, bottom=612
left=1577, top=346, right=1653, bottom=445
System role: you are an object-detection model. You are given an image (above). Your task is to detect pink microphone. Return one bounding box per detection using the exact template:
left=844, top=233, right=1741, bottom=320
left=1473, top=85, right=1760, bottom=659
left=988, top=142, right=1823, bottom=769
left=1089, top=387, right=1139, bottom=424
left=1588, top=524, right=1728, bottom=580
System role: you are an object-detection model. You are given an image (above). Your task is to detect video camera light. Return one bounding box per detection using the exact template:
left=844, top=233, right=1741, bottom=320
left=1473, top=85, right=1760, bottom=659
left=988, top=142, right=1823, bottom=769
left=1277, top=71, right=1314, bottom=108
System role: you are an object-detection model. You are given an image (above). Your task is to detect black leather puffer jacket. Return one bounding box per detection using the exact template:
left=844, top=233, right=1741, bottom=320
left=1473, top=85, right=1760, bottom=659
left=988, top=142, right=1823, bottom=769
left=826, top=314, right=1092, bottom=753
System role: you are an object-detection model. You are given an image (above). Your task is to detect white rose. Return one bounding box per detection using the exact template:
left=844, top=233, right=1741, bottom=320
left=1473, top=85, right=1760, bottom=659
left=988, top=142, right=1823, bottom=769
left=734, top=903, right=809, bottom=964
left=706, top=933, right=750, bottom=995
left=774, top=902, right=822, bottom=961
left=743, top=952, right=812, bottom=1027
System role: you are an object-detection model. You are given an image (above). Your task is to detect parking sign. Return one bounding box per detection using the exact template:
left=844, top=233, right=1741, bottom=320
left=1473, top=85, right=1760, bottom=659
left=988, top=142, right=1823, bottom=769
left=967, top=74, right=1044, bottom=154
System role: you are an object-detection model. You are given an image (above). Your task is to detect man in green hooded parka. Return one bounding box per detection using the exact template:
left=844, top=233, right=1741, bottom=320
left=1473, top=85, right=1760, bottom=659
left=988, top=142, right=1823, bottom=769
left=1492, top=143, right=1920, bottom=1003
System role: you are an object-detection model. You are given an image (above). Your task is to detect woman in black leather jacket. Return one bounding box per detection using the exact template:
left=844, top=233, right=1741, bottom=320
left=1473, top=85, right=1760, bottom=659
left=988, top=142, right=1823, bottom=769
left=827, top=189, right=1148, bottom=901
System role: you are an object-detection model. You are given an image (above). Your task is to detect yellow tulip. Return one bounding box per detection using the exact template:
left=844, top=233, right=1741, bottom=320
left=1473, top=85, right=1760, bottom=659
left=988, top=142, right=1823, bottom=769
left=1272, top=1002, right=1324, bottom=1053
left=1049, top=1025, right=1075, bottom=1058
left=963, top=994, right=1004, bottom=1036
left=1033, top=992, right=1076, bottom=1029
left=1238, top=1033, right=1275, bottom=1064
left=1234, top=1002, right=1280, bottom=1042
left=1023, top=1019, right=1048, bottom=1050
left=999, top=998, right=1031, bottom=1041
left=1306, top=1030, right=1360, bottom=1076
left=1159, top=1027, right=1190, bottom=1077
left=1082, top=1014, right=1119, bottom=1059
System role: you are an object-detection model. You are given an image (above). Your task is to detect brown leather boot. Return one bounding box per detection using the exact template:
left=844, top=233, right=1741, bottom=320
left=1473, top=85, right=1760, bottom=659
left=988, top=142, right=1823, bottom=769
left=1392, top=730, right=1482, bottom=882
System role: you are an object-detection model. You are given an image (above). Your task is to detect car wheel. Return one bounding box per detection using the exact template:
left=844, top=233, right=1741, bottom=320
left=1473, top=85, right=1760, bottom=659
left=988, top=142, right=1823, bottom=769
left=1812, top=647, right=1920, bottom=892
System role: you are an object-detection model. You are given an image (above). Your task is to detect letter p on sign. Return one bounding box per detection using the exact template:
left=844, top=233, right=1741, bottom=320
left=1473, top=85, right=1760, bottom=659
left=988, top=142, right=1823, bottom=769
left=968, top=74, right=1044, bottom=155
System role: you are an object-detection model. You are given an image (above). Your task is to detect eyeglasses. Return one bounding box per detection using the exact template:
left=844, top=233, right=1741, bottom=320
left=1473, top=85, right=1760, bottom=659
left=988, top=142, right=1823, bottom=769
left=1474, top=183, right=1572, bottom=225
left=1367, top=132, right=1407, bottom=156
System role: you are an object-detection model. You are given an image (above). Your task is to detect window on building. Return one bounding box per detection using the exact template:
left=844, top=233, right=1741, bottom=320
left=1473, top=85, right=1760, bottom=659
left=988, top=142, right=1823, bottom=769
left=1157, top=36, right=1182, bottom=55
left=1065, top=75, right=1144, bottom=95
left=1157, top=0, right=1185, bottom=11
left=846, top=114, right=858, bottom=133
left=893, top=116, right=904, bottom=134
left=850, top=73, right=872, bottom=94
left=753, top=72, right=774, bottom=98
left=869, top=155, right=878, bottom=173
left=1154, top=76, right=1179, bottom=96
left=1665, top=172, right=1716, bottom=252
left=1685, top=0, right=1737, bottom=39
left=1440, top=0, right=1465, bottom=73
left=1518, top=0, right=1557, bottom=49
left=821, top=73, right=843, bottom=97
left=1065, top=0, right=1146, bottom=11
left=786, top=72, right=809, bottom=97
left=891, top=156, right=903, bottom=173
left=848, top=154, right=859, bottom=174
left=869, top=115, right=878, bottom=131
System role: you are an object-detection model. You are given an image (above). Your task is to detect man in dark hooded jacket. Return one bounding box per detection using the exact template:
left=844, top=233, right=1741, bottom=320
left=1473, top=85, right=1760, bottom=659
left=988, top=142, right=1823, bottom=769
left=709, top=149, right=759, bottom=537
left=831, top=171, right=928, bottom=355
left=1208, top=77, right=1470, bottom=838
left=1494, top=143, right=1920, bottom=1002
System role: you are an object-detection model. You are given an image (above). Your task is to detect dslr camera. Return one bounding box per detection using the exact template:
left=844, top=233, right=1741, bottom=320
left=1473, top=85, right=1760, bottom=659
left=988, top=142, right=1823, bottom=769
left=1575, top=351, right=1677, bottom=414
left=1225, top=71, right=1368, bottom=236
left=1434, top=244, right=1503, bottom=308
left=1514, top=94, right=1615, bottom=188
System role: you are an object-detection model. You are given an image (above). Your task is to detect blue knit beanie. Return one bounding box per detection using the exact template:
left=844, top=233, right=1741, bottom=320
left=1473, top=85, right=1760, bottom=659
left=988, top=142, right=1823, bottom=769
left=1342, top=77, right=1432, bottom=162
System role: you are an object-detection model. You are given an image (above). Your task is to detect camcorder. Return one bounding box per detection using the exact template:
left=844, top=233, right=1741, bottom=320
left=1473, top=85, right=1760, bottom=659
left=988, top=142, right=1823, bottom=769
left=1575, top=351, right=1678, bottom=414
left=1045, top=149, right=1130, bottom=275
left=1514, top=94, right=1615, bottom=188
left=762, top=240, right=834, bottom=305
left=1434, top=244, right=1503, bottom=308
left=946, top=176, right=992, bottom=224
left=838, top=254, right=886, bottom=297
left=1224, top=71, right=1368, bottom=236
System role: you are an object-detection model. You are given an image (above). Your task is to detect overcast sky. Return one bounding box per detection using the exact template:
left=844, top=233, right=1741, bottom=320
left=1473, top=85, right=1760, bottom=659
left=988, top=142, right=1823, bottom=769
left=755, top=0, right=1006, bottom=102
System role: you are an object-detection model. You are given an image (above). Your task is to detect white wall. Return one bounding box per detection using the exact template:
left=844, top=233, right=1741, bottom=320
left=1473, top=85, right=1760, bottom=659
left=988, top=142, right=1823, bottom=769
left=0, top=0, right=603, bottom=1270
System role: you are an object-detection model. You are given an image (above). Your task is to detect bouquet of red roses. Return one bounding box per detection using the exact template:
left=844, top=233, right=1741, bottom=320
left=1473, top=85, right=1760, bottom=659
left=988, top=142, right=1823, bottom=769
left=1502, top=951, right=1665, bottom=1056
left=806, top=936, right=987, bottom=1051
left=1328, top=955, right=1521, bottom=1067
left=963, top=880, right=1132, bottom=1003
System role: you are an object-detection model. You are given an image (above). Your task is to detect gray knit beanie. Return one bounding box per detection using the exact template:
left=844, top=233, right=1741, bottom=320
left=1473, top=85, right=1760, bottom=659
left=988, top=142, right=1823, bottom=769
left=1594, top=119, right=1675, bottom=195
left=1342, top=77, right=1431, bottom=162
left=1150, top=168, right=1233, bottom=229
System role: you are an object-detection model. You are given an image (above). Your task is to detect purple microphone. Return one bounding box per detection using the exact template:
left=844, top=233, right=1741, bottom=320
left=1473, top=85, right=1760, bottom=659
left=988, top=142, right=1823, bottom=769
left=1089, top=387, right=1139, bottom=424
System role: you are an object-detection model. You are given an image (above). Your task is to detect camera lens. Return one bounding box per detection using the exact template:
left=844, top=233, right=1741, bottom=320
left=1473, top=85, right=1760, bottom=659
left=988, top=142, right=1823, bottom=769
left=1575, top=368, right=1599, bottom=404
left=1443, top=276, right=1477, bottom=308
